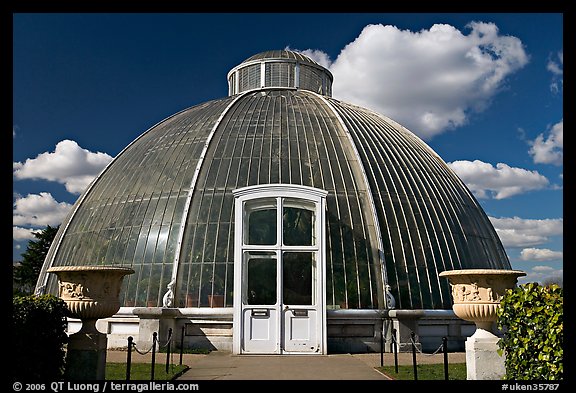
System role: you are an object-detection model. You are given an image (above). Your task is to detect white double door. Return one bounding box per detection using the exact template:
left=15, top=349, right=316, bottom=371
left=232, top=185, right=327, bottom=355
left=241, top=250, right=320, bottom=354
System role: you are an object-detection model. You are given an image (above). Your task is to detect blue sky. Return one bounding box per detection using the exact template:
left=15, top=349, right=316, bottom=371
left=12, top=13, right=563, bottom=285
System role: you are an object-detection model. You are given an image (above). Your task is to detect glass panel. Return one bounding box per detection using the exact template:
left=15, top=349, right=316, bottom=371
left=153, top=225, right=169, bottom=264
left=226, top=262, right=234, bottom=306
left=144, top=226, right=160, bottom=263
left=213, top=263, right=226, bottom=296
left=246, top=251, right=277, bottom=305
left=238, top=64, right=261, bottom=92
left=203, top=223, right=218, bottom=262
left=138, top=264, right=151, bottom=306
left=199, top=263, right=215, bottom=307
left=245, top=199, right=277, bottom=245
left=215, top=222, right=230, bottom=263
left=283, top=252, right=314, bottom=305
left=283, top=205, right=314, bottom=246
left=111, top=227, right=130, bottom=263
left=265, top=62, right=295, bottom=87
left=148, top=264, right=163, bottom=307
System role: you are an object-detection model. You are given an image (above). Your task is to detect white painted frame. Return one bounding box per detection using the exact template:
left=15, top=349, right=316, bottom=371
left=232, top=184, right=328, bottom=355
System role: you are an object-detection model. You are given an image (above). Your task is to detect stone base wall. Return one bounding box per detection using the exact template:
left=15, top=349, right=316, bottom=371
left=66, top=308, right=476, bottom=353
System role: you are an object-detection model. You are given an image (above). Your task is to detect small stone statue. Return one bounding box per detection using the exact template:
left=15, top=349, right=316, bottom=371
left=385, top=284, right=396, bottom=309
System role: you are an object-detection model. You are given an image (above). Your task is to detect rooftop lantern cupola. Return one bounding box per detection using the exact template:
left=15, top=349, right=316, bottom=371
left=227, top=49, right=333, bottom=96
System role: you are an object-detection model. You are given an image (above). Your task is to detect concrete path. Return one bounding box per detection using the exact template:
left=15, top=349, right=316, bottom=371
left=175, top=350, right=391, bottom=380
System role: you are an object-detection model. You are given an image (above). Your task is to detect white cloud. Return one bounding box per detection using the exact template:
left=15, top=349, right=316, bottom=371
left=306, top=22, right=528, bottom=139
left=519, top=268, right=563, bottom=286
left=13, top=192, right=73, bottom=227
left=547, top=53, right=563, bottom=75
left=531, top=265, right=555, bottom=272
left=489, top=216, right=562, bottom=248
left=13, top=226, right=41, bottom=241
left=495, top=230, right=548, bottom=248
left=547, top=50, right=563, bottom=94
left=447, top=160, right=549, bottom=199
left=520, top=248, right=563, bottom=262
left=288, top=47, right=333, bottom=69
left=529, top=119, right=563, bottom=166
left=13, top=139, right=113, bottom=194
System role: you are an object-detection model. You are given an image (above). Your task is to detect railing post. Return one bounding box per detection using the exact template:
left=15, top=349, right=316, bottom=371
left=166, top=328, right=172, bottom=374
left=180, top=325, right=185, bottom=366
left=392, top=328, right=398, bottom=373
left=411, top=331, right=418, bottom=381
left=151, top=332, right=157, bottom=381
left=126, top=336, right=133, bottom=381
left=443, top=336, right=449, bottom=381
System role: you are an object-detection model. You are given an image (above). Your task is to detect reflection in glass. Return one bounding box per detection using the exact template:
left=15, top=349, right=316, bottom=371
left=283, top=252, right=314, bottom=305
left=246, top=252, right=277, bottom=305
left=247, top=203, right=277, bottom=245
left=283, top=206, right=314, bottom=246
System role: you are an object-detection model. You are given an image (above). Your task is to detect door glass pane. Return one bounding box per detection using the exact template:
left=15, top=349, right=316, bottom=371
left=246, top=199, right=277, bottom=245
left=283, top=252, right=314, bottom=305
left=283, top=201, right=315, bottom=246
left=246, top=252, right=277, bottom=305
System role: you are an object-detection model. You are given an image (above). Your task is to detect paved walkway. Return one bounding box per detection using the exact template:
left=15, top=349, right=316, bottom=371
left=107, top=349, right=466, bottom=381
left=175, top=351, right=390, bottom=380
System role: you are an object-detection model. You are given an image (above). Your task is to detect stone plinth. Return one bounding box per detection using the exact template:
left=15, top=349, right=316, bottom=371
left=466, top=335, right=506, bottom=380
left=133, top=307, right=181, bottom=351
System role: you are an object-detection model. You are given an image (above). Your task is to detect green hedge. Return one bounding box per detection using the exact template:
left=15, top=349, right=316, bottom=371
left=496, top=282, right=563, bottom=380
left=12, top=295, right=69, bottom=381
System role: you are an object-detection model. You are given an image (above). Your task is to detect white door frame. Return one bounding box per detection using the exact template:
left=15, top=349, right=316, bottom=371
left=232, top=184, right=327, bottom=355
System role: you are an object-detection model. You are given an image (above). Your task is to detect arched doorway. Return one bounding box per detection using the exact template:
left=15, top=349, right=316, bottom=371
left=232, top=184, right=327, bottom=354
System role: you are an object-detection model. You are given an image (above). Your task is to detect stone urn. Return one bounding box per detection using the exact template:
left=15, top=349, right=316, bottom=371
left=439, top=268, right=526, bottom=380
left=48, top=265, right=134, bottom=380
left=48, top=266, right=134, bottom=332
left=439, top=269, right=526, bottom=338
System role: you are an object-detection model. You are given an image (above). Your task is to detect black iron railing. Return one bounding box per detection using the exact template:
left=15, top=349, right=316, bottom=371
left=125, top=328, right=173, bottom=381
left=379, top=323, right=452, bottom=380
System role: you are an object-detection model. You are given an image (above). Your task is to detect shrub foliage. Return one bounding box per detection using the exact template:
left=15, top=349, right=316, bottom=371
left=497, top=282, right=563, bottom=380
left=12, top=295, right=69, bottom=381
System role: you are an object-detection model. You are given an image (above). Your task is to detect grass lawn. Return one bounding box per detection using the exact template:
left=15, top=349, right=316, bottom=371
left=106, top=363, right=188, bottom=381
left=378, top=363, right=467, bottom=380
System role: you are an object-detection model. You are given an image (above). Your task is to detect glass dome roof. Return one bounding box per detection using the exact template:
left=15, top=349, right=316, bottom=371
left=36, top=50, right=510, bottom=310
left=242, top=50, right=324, bottom=65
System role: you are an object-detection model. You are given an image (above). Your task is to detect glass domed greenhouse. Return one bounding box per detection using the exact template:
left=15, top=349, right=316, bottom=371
left=36, top=50, right=510, bottom=354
